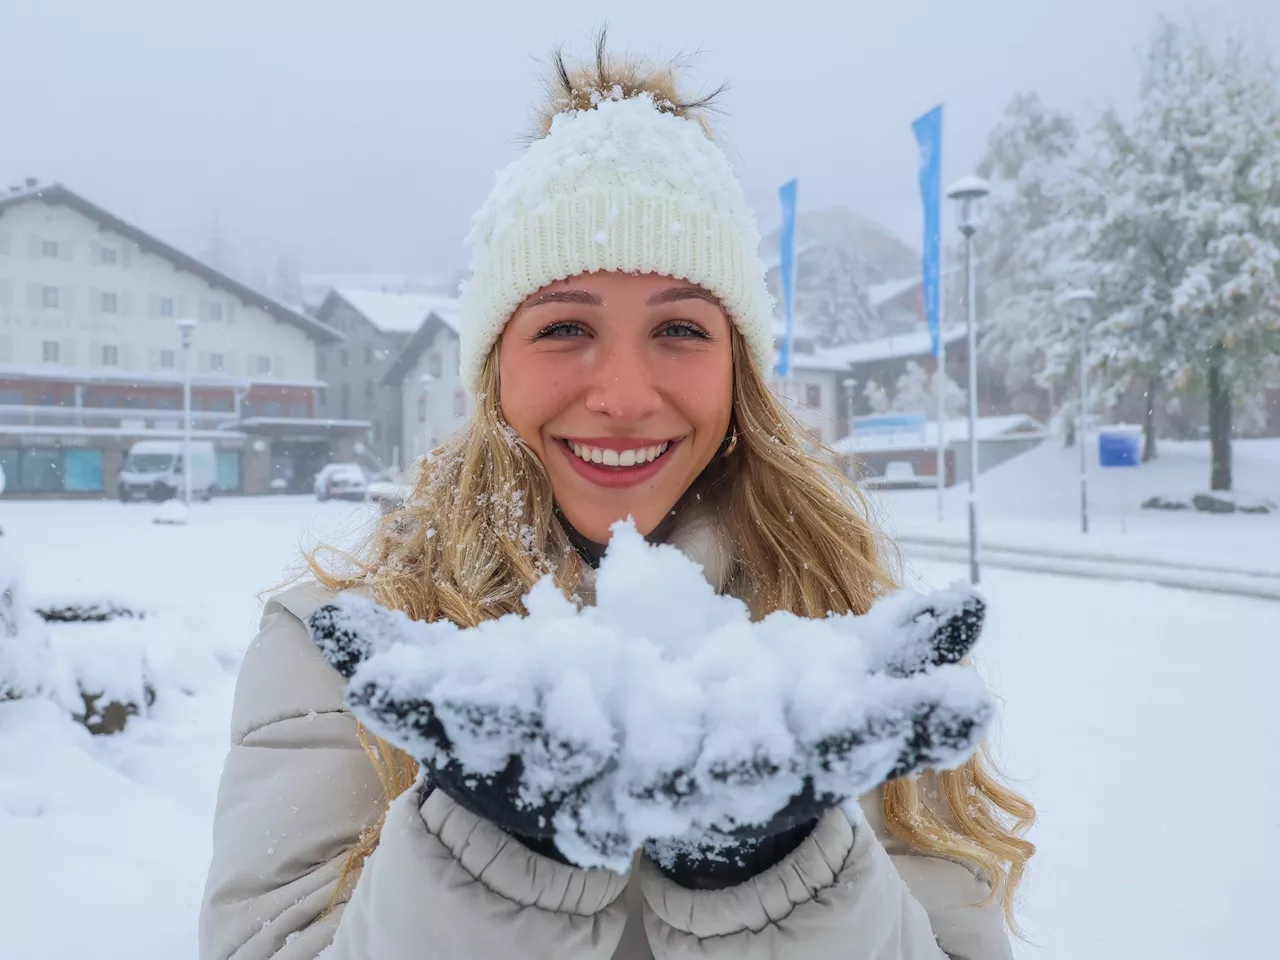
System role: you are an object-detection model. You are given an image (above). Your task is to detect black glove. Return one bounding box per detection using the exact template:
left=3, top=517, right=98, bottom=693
left=307, top=600, right=615, bottom=856
left=638, top=590, right=988, bottom=888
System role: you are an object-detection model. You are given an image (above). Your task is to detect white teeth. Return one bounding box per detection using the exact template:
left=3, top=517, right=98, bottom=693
left=568, top=440, right=673, bottom=467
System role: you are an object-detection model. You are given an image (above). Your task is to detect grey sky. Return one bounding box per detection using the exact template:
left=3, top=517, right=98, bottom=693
left=5, top=0, right=1277, bottom=283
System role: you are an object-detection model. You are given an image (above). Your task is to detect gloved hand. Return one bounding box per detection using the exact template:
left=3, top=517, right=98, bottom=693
left=307, top=599, right=616, bottom=852
left=640, top=588, right=988, bottom=888
left=306, top=581, right=991, bottom=880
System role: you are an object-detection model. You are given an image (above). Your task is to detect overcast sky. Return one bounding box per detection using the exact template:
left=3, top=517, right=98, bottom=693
left=5, top=0, right=1278, bottom=283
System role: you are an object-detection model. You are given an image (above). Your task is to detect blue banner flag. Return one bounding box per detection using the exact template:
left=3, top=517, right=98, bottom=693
left=775, top=178, right=798, bottom=378
left=912, top=106, right=943, bottom=357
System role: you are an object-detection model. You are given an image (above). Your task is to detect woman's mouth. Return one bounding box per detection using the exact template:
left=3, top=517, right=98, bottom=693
left=556, top=437, right=681, bottom=488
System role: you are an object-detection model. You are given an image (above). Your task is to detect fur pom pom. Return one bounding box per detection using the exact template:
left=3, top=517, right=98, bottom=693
left=532, top=28, right=726, bottom=140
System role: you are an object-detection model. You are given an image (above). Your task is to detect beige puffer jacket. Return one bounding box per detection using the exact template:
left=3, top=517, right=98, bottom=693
left=200, top=522, right=1014, bottom=960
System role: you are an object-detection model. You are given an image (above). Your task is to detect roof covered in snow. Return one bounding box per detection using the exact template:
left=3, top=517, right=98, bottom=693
left=818, top=327, right=966, bottom=367
left=323, top=289, right=461, bottom=336
left=867, top=275, right=922, bottom=308
left=831, top=414, right=1047, bottom=455
left=0, top=183, right=342, bottom=345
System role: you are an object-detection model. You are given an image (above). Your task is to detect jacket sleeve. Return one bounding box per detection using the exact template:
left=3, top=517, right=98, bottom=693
left=636, top=803, right=1013, bottom=960
left=199, top=584, right=630, bottom=960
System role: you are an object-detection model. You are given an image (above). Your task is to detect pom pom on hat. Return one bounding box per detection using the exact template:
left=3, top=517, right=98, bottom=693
left=457, top=37, right=776, bottom=394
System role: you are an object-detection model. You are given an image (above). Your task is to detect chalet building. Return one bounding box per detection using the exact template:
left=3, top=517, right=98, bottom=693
left=381, top=303, right=465, bottom=470
left=0, top=181, right=366, bottom=498
left=313, top=289, right=463, bottom=469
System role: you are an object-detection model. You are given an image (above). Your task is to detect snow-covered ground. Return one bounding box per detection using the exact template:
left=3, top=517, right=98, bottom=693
left=0, top=494, right=1276, bottom=957
left=876, top=437, right=1280, bottom=574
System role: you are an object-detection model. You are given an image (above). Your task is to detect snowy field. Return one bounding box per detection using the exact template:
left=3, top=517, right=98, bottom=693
left=0, top=494, right=1276, bottom=958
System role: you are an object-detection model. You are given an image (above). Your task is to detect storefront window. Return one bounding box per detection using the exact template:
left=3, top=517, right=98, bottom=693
left=20, top=448, right=62, bottom=492
left=216, top=450, right=242, bottom=493
left=62, top=449, right=104, bottom=492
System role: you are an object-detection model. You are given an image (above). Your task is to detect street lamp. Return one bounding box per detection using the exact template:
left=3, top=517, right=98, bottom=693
left=841, top=377, right=857, bottom=437
left=946, top=175, right=990, bottom=585
left=1060, top=288, right=1097, bottom=534
left=175, top=317, right=197, bottom=507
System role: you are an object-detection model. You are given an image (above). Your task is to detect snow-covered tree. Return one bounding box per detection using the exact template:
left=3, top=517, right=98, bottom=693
left=975, top=93, right=1090, bottom=419
left=1087, top=18, right=1280, bottom=488
left=890, top=361, right=966, bottom=417
left=274, top=248, right=304, bottom=306
left=862, top=380, right=890, bottom=414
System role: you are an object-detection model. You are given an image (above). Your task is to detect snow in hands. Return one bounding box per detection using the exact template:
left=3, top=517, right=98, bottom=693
left=305, top=522, right=993, bottom=872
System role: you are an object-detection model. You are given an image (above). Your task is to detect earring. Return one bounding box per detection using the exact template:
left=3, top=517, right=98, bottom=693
left=720, top=429, right=739, bottom=458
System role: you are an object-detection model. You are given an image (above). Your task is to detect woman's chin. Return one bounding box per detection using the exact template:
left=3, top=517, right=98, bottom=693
left=561, top=507, right=665, bottom=544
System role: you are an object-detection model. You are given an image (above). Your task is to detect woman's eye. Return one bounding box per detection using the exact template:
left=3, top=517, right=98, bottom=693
left=660, top=321, right=709, bottom=340
left=535, top=321, right=585, bottom=340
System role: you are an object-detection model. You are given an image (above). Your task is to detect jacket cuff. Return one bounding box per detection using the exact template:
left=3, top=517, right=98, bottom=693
left=638, top=807, right=856, bottom=938
left=419, top=784, right=629, bottom=915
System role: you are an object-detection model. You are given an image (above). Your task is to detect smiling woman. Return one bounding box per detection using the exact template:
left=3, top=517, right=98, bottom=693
left=499, top=272, right=734, bottom=541
left=200, top=31, right=1033, bottom=960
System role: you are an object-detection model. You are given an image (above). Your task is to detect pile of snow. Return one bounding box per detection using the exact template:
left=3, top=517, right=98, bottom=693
left=0, top=546, right=75, bottom=705
left=320, top=521, right=991, bottom=871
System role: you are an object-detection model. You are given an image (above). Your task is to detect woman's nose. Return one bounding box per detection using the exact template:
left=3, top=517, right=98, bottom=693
left=583, top=341, right=662, bottom=420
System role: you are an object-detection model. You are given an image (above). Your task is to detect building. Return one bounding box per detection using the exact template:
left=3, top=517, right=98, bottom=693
left=313, top=289, right=462, bottom=469
left=0, top=180, right=368, bottom=498
left=381, top=303, right=464, bottom=470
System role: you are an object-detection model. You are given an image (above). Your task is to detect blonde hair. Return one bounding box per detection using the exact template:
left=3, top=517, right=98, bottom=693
left=308, top=334, right=1035, bottom=926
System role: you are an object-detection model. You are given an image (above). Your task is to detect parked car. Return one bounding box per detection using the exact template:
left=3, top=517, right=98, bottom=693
left=314, top=463, right=368, bottom=502
left=119, top=440, right=217, bottom=502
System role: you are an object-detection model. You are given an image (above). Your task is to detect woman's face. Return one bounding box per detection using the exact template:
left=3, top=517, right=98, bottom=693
left=499, top=271, right=734, bottom=543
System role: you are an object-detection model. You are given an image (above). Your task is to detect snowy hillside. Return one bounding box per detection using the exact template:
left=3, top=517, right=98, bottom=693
left=759, top=207, right=922, bottom=346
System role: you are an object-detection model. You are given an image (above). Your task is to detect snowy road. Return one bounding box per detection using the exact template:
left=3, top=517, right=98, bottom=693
left=0, top=497, right=1275, bottom=958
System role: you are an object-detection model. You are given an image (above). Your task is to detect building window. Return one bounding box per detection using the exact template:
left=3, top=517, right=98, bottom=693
left=41, top=239, right=59, bottom=258
left=805, top=384, right=822, bottom=408
left=261, top=401, right=283, bottom=417
left=21, top=448, right=63, bottom=492
left=364, top=344, right=374, bottom=364
left=101, top=291, right=119, bottom=313
left=453, top=388, right=465, bottom=419
left=341, top=349, right=349, bottom=368
left=207, top=302, right=224, bottom=322
left=317, top=387, right=326, bottom=406
left=209, top=352, right=225, bottom=372
left=216, top=450, right=242, bottom=493
left=63, top=449, right=104, bottom=492
left=160, top=349, right=175, bottom=369
left=288, top=403, right=307, bottom=418
left=255, top=355, right=272, bottom=375
left=365, top=380, right=374, bottom=400
left=340, top=383, right=349, bottom=418
left=102, top=345, right=119, bottom=366
left=428, top=352, right=442, bottom=378
left=159, top=297, right=175, bottom=318
left=42, top=341, right=60, bottom=363
left=41, top=286, right=59, bottom=309
left=417, top=393, right=427, bottom=422
left=99, top=246, right=119, bottom=265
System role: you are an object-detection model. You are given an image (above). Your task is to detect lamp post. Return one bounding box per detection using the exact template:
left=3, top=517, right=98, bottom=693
left=1060, top=288, right=1097, bottom=534
left=841, top=377, right=857, bottom=437
left=176, top=317, right=197, bottom=507
left=945, top=175, right=990, bottom=585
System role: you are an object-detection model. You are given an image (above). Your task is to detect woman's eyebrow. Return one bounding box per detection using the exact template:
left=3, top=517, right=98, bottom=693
left=646, top=287, right=721, bottom=307
left=520, top=289, right=604, bottom=310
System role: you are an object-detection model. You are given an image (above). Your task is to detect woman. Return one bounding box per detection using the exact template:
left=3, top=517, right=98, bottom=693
left=200, top=39, right=1034, bottom=960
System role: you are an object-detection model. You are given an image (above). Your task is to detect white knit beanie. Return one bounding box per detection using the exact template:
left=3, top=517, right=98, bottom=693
left=458, top=91, right=775, bottom=394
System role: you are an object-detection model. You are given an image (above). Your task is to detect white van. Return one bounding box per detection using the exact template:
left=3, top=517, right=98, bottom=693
left=119, top=440, right=218, bottom=502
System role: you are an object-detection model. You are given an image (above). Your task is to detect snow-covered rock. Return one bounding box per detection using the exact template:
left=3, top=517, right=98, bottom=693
left=152, top=500, right=189, bottom=526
